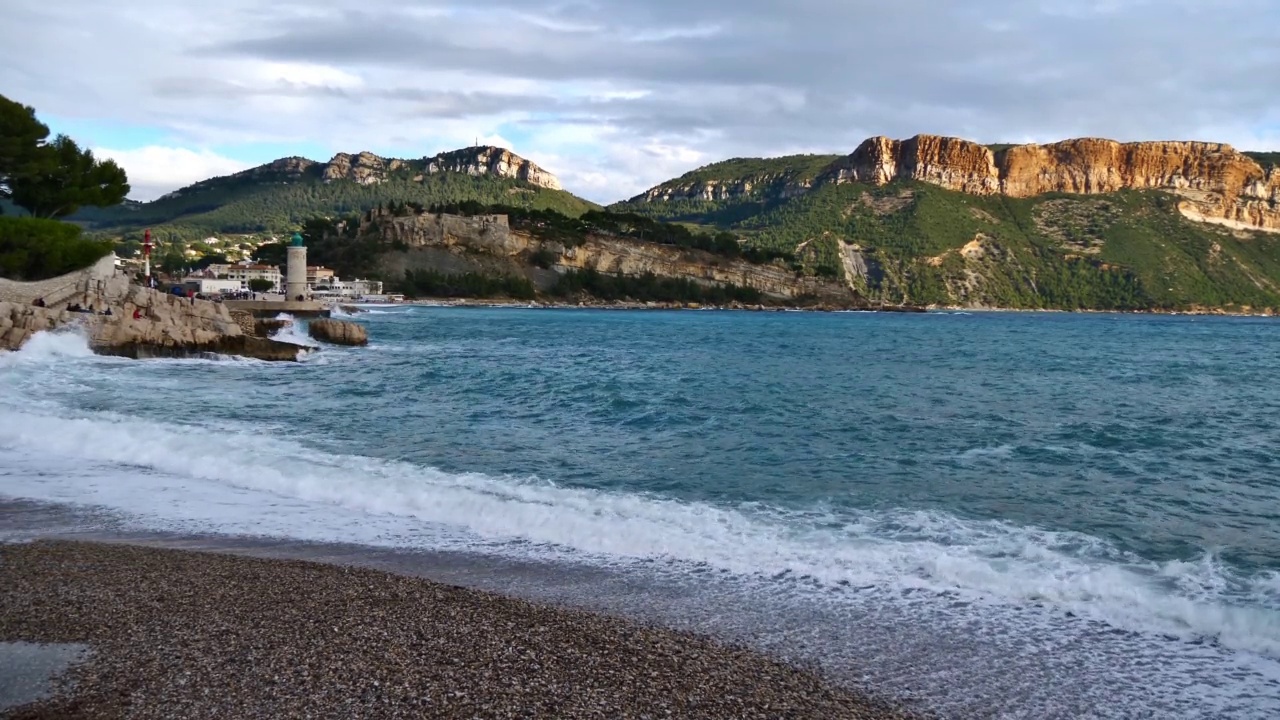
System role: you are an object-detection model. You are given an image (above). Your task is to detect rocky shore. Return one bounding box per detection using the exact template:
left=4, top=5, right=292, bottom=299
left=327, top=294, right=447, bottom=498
left=0, top=541, right=924, bottom=720
left=0, top=257, right=304, bottom=361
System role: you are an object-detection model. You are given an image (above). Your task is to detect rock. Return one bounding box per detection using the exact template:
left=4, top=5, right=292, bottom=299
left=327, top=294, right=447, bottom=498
left=425, top=146, right=561, bottom=190
left=253, top=318, right=291, bottom=337
left=820, top=134, right=1280, bottom=233
left=0, top=276, right=303, bottom=361
left=297, top=146, right=562, bottom=189
left=307, top=319, right=368, bottom=346
left=97, top=335, right=301, bottom=361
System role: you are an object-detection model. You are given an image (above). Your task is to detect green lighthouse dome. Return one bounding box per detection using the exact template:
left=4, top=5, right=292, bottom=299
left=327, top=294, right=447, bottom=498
left=290, top=232, right=305, bottom=247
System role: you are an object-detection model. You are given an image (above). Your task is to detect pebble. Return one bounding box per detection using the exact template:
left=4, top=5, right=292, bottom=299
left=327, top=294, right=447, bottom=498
left=0, top=540, right=929, bottom=719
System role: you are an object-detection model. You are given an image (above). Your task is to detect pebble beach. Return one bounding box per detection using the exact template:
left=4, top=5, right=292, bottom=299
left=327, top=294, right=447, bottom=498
left=0, top=540, right=924, bottom=719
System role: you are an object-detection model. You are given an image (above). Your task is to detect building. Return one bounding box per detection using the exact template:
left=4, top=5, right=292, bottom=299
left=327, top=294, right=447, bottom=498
left=184, top=278, right=242, bottom=295
left=346, top=279, right=383, bottom=296
left=307, top=266, right=335, bottom=287
left=216, top=264, right=282, bottom=292
left=285, top=232, right=308, bottom=301
left=306, top=278, right=385, bottom=299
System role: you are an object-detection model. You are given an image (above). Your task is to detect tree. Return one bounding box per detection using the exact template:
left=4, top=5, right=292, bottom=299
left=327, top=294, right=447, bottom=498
left=114, top=239, right=141, bottom=258
left=247, top=278, right=274, bottom=293
left=253, top=242, right=287, bottom=266
left=0, top=93, right=130, bottom=218
left=158, top=249, right=188, bottom=275
left=0, top=95, right=49, bottom=202
left=193, top=252, right=228, bottom=271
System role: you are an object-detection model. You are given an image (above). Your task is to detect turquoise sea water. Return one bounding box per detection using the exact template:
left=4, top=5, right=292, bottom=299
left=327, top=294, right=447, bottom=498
left=2, top=307, right=1279, bottom=718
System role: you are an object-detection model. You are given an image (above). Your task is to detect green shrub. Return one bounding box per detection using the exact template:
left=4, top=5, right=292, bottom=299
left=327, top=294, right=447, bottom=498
left=0, top=216, right=114, bottom=280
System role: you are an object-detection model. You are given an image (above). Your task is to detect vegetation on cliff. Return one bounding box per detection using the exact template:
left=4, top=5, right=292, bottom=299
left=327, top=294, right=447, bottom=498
left=402, top=268, right=538, bottom=300
left=613, top=173, right=1280, bottom=311
left=294, top=200, right=794, bottom=283
left=548, top=269, right=765, bottom=305
left=67, top=160, right=595, bottom=242
left=0, top=216, right=114, bottom=281
left=661, top=154, right=842, bottom=186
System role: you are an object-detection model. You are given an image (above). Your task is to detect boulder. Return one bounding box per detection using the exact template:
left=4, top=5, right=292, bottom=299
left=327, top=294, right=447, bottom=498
left=308, top=318, right=368, bottom=346
left=254, top=318, right=292, bottom=337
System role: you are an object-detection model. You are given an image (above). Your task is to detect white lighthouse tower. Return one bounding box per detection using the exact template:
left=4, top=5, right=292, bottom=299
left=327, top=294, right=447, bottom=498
left=285, top=232, right=308, bottom=301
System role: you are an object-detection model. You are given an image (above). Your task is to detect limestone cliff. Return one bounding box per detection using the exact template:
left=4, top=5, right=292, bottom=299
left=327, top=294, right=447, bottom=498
left=630, top=135, right=1280, bottom=234
left=424, top=147, right=562, bottom=190
left=171, top=146, right=563, bottom=195
left=636, top=156, right=839, bottom=205
left=823, top=135, right=1280, bottom=233
left=356, top=207, right=852, bottom=304
left=323, top=152, right=407, bottom=185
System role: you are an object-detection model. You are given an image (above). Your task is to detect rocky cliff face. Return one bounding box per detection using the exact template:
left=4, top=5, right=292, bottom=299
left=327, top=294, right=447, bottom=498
left=323, top=152, right=407, bottom=185
left=636, top=135, right=1280, bottom=233
left=359, top=207, right=851, bottom=303
left=640, top=173, right=815, bottom=203
left=424, top=147, right=562, bottom=190
left=827, top=135, right=1280, bottom=233
left=214, top=146, right=563, bottom=191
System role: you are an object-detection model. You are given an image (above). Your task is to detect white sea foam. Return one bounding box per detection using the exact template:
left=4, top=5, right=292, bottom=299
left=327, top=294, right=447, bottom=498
left=269, top=313, right=318, bottom=347
left=1, top=328, right=96, bottom=364
left=0, top=398, right=1276, bottom=663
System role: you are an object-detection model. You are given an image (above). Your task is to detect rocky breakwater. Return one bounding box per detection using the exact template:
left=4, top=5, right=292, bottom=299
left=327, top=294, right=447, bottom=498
left=0, top=274, right=301, bottom=361
left=307, top=318, right=368, bottom=346
left=821, top=134, right=1280, bottom=232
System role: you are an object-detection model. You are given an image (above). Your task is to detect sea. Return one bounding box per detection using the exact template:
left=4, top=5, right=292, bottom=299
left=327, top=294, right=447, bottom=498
left=2, top=306, right=1278, bottom=719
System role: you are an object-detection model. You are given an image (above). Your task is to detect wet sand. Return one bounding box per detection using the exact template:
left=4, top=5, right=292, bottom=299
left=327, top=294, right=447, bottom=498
left=0, top=540, right=925, bottom=719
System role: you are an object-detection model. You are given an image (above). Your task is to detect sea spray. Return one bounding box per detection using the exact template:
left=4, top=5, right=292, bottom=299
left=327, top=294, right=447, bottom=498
left=1, top=327, right=96, bottom=364
left=269, top=313, right=319, bottom=347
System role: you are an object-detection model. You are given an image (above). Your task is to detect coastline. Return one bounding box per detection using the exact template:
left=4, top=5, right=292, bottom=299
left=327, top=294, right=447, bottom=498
left=377, top=296, right=1279, bottom=317
left=0, top=538, right=925, bottom=720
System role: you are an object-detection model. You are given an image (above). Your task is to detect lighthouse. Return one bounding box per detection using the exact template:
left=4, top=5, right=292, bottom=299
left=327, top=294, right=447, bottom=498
left=286, top=232, right=308, bottom=301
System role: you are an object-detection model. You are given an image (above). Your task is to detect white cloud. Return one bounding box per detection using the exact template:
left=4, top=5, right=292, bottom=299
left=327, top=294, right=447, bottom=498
left=93, top=146, right=251, bottom=201
left=3, top=0, right=1277, bottom=204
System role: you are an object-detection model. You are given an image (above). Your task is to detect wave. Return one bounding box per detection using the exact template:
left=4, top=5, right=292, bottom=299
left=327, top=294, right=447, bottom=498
left=269, top=313, right=318, bottom=347
left=0, top=399, right=1276, bottom=660
left=1, top=327, right=96, bottom=364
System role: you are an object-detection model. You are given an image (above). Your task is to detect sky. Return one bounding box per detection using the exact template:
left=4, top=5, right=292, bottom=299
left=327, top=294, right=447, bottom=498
left=3, top=0, right=1279, bottom=204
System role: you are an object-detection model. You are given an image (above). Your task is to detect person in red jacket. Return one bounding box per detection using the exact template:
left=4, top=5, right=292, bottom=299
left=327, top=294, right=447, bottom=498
left=132, top=307, right=142, bottom=320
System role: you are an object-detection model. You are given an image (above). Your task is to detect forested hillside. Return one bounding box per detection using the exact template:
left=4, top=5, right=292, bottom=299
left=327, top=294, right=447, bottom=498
left=613, top=176, right=1280, bottom=311
left=69, top=174, right=595, bottom=242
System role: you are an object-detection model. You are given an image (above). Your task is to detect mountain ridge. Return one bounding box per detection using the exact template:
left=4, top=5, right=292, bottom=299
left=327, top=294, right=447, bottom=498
left=622, top=134, right=1280, bottom=234
left=70, top=145, right=590, bottom=240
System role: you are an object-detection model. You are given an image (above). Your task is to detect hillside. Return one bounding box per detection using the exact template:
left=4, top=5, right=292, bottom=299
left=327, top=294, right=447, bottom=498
left=67, top=147, right=597, bottom=241
left=303, top=204, right=856, bottom=308
left=611, top=134, right=1280, bottom=312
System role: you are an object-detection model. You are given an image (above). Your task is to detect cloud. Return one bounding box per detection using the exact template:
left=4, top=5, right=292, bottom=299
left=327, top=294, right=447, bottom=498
left=93, top=146, right=251, bottom=201
left=2, top=0, right=1278, bottom=203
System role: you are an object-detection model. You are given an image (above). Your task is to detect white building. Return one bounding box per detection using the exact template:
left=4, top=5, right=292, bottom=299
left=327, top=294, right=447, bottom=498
left=209, top=264, right=283, bottom=292
left=192, top=278, right=242, bottom=295
left=307, top=278, right=385, bottom=299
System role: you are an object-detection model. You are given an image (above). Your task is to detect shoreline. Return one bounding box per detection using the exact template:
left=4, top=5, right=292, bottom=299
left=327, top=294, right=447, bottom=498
left=373, top=297, right=1280, bottom=318
left=0, top=538, right=925, bottom=719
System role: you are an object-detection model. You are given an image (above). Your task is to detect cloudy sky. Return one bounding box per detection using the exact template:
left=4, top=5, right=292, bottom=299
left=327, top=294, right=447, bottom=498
left=3, top=0, right=1278, bottom=203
